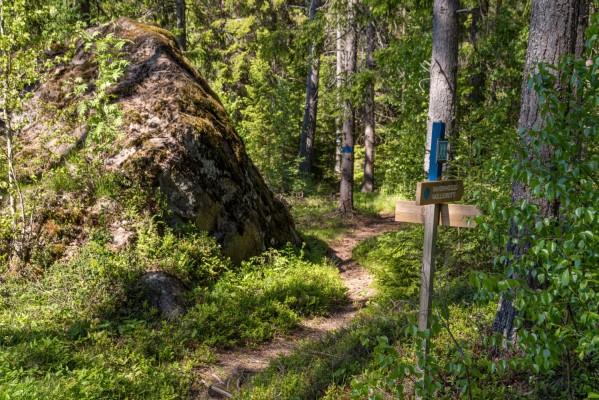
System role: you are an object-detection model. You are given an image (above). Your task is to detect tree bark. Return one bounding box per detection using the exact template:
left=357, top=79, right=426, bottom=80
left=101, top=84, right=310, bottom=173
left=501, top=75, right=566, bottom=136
left=175, top=0, right=186, bottom=51
left=424, top=0, right=458, bottom=178
left=339, top=0, right=357, bottom=212
left=335, top=22, right=344, bottom=176
left=575, top=0, right=589, bottom=59
left=361, top=18, right=376, bottom=193
left=298, top=0, right=321, bottom=176
left=493, top=0, right=582, bottom=342
left=80, top=0, right=90, bottom=26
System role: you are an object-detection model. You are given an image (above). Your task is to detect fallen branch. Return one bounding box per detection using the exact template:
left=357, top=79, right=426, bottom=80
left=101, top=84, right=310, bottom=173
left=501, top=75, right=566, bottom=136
left=200, top=379, right=233, bottom=399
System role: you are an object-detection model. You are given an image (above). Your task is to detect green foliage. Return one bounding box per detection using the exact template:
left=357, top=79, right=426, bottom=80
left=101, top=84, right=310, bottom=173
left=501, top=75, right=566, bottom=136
left=240, top=311, right=405, bottom=400
left=184, top=245, right=347, bottom=347
left=354, top=227, right=423, bottom=301
left=0, top=222, right=346, bottom=398
left=0, top=0, right=85, bottom=267
left=136, top=220, right=229, bottom=285
left=70, top=31, right=130, bottom=150
left=350, top=301, right=497, bottom=400
left=354, top=224, right=493, bottom=305
left=474, top=23, right=599, bottom=397
left=373, top=7, right=432, bottom=195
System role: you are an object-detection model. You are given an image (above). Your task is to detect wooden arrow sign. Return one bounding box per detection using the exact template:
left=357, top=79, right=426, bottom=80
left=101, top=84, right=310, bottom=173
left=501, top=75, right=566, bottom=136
left=395, top=200, right=481, bottom=228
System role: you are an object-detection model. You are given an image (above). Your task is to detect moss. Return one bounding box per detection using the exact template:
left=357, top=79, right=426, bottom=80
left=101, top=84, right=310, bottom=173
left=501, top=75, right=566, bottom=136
left=124, top=109, right=143, bottom=126
left=194, top=198, right=221, bottom=232
left=222, top=221, right=263, bottom=265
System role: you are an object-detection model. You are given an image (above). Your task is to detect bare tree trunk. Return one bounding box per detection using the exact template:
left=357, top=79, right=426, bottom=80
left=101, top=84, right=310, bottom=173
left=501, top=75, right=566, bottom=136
left=298, top=0, right=321, bottom=176
left=175, top=0, right=186, bottom=51
left=335, top=22, right=343, bottom=176
left=361, top=18, right=376, bottom=193
left=493, top=0, right=582, bottom=342
left=575, top=0, right=589, bottom=59
left=424, top=0, right=458, bottom=178
left=339, top=0, right=357, bottom=212
left=0, top=6, right=17, bottom=261
left=77, top=0, right=90, bottom=26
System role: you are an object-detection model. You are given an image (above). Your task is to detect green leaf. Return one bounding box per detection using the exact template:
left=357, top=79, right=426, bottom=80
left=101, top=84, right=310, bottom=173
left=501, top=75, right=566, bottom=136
left=561, top=270, right=570, bottom=286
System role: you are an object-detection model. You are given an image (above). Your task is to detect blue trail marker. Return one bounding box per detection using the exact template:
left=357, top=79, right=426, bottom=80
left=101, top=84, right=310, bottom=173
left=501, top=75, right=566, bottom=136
left=428, top=122, right=445, bottom=181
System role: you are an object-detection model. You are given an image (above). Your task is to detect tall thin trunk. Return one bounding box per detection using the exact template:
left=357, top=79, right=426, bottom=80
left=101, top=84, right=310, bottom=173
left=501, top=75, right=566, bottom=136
left=424, top=0, right=458, bottom=178
left=575, top=0, right=589, bottom=59
left=0, top=4, right=16, bottom=253
left=77, top=0, right=90, bottom=26
left=361, top=18, right=376, bottom=193
left=493, top=0, right=582, bottom=342
left=335, top=23, right=343, bottom=176
left=298, top=0, right=321, bottom=176
left=339, top=0, right=357, bottom=212
left=175, top=0, right=186, bottom=51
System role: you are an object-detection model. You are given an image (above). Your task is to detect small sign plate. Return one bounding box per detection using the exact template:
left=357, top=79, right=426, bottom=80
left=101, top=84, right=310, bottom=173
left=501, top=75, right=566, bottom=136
left=436, top=140, right=448, bottom=162
left=416, top=179, right=464, bottom=206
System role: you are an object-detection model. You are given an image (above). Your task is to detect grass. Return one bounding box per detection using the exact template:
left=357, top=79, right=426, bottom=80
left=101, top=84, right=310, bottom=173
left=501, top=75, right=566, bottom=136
left=353, top=191, right=401, bottom=215
left=288, top=190, right=401, bottom=256
left=238, top=309, right=407, bottom=400
left=2, top=186, right=555, bottom=399
left=238, top=197, right=555, bottom=399
left=288, top=195, right=347, bottom=243
left=0, top=214, right=347, bottom=398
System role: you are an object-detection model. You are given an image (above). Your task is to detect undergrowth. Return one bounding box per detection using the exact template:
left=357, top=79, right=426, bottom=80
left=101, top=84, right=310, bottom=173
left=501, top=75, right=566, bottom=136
left=240, top=209, right=539, bottom=399
left=0, top=215, right=346, bottom=398
left=239, top=310, right=407, bottom=400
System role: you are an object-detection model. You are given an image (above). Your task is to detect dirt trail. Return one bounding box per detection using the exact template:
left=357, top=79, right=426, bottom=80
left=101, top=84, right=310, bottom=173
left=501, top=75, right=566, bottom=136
left=195, top=212, right=399, bottom=398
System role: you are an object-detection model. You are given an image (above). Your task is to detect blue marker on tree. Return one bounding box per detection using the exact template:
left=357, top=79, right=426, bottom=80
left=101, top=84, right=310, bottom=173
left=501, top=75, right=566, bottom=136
left=428, top=122, right=447, bottom=182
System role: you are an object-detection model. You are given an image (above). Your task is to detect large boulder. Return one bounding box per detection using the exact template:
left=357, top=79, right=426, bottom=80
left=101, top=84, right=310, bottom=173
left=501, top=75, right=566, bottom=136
left=23, top=18, right=300, bottom=263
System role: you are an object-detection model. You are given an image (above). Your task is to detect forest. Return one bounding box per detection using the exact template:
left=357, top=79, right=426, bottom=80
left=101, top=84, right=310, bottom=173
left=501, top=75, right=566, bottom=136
left=0, top=0, right=597, bottom=399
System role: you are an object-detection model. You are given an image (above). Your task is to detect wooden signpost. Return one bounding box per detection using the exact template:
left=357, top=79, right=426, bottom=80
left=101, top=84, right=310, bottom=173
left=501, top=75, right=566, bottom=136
left=415, top=179, right=463, bottom=206
left=395, top=122, right=481, bottom=398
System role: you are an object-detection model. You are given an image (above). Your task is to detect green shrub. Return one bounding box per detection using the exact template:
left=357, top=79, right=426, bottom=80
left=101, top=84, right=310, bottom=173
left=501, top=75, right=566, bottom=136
left=135, top=220, right=229, bottom=286
left=241, top=312, right=405, bottom=400
left=353, top=226, right=423, bottom=302
left=183, top=245, right=347, bottom=348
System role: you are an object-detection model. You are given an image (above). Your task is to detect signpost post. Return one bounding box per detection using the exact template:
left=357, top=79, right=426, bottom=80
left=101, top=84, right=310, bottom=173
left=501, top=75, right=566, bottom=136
left=395, top=122, right=481, bottom=399
left=419, top=122, right=445, bottom=358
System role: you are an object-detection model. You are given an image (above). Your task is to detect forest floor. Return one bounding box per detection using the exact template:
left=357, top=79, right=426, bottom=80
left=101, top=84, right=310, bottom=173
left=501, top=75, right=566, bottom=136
left=196, top=212, right=400, bottom=398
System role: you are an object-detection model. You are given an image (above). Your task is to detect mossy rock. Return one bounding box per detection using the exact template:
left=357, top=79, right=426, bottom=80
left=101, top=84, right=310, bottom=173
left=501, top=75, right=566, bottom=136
left=23, top=18, right=300, bottom=263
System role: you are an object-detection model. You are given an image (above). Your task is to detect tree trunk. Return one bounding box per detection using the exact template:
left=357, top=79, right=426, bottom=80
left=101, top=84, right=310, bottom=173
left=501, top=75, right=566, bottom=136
left=339, top=0, right=357, bottom=212
left=361, top=18, right=376, bottom=193
left=575, top=0, right=589, bottom=59
left=493, top=0, right=582, bottom=342
left=175, top=0, right=186, bottom=51
left=335, top=23, right=343, bottom=176
left=424, top=0, right=458, bottom=178
left=78, top=0, right=90, bottom=26
left=298, top=0, right=321, bottom=176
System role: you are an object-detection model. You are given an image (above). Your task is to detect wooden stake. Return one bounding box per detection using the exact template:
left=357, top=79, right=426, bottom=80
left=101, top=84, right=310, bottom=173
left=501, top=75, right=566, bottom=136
left=419, top=203, right=440, bottom=332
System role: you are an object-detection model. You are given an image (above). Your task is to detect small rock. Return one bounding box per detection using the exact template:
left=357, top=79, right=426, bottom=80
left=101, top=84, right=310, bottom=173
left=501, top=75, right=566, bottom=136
left=111, top=225, right=135, bottom=251
left=135, top=272, right=188, bottom=318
